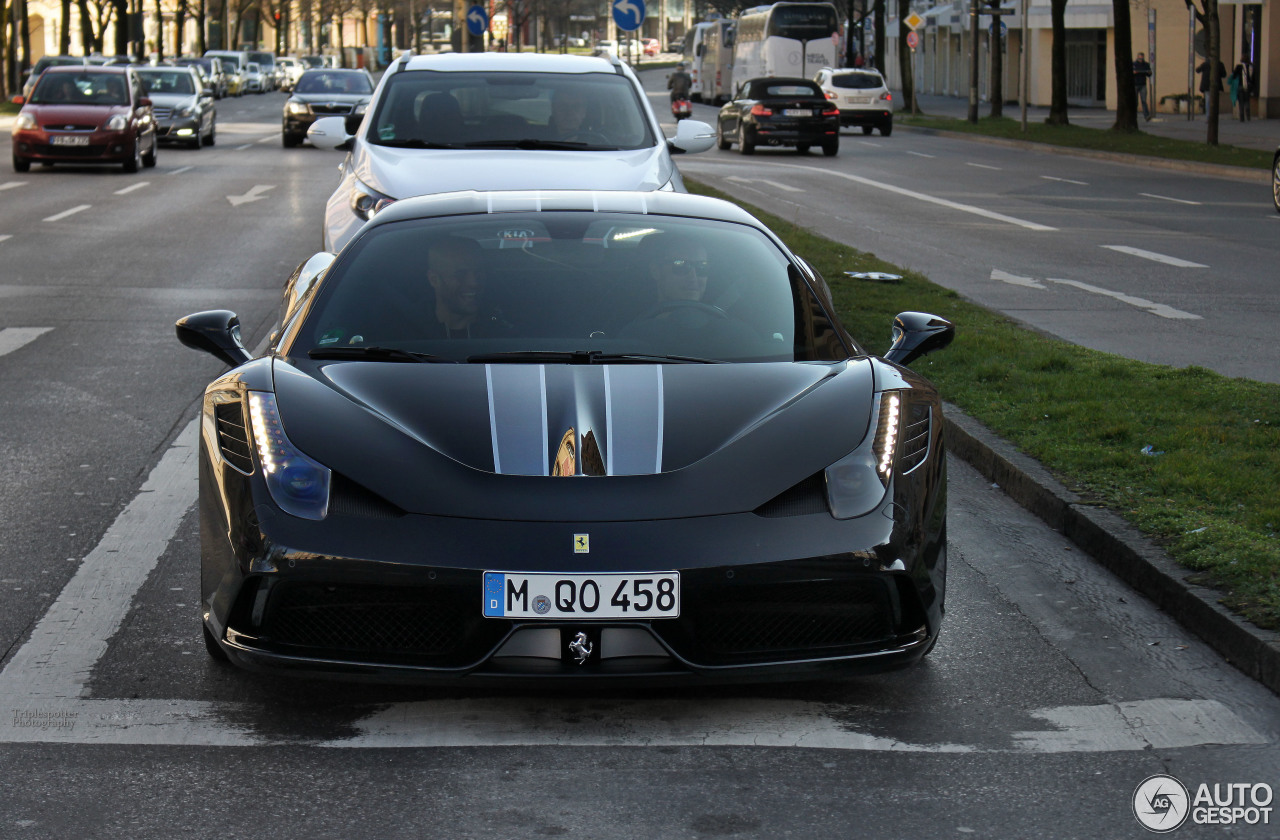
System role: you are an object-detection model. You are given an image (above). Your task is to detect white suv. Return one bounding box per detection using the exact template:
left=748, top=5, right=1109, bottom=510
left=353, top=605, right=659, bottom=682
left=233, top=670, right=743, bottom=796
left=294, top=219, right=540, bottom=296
left=308, top=51, right=717, bottom=252
left=812, top=67, right=894, bottom=136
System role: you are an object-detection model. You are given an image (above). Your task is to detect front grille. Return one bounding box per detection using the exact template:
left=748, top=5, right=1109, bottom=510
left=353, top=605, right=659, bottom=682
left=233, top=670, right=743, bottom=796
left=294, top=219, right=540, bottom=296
left=31, top=143, right=108, bottom=157
left=41, top=123, right=96, bottom=131
left=214, top=401, right=254, bottom=474
left=899, top=403, right=931, bottom=473
left=152, top=107, right=173, bottom=119
left=252, top=579, right=507, bottom=667
left=655, top=571, right=905, bottom=666
left=754, top=472, right=829, bottom=517
left=311, top=103, right=353, bottom=115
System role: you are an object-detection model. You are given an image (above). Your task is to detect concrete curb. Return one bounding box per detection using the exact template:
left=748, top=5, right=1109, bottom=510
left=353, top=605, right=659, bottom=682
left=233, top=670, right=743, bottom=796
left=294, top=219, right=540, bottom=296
left=944, top=402, right=1280, bottom=696
left=899, top=123, right=1271, bottom=185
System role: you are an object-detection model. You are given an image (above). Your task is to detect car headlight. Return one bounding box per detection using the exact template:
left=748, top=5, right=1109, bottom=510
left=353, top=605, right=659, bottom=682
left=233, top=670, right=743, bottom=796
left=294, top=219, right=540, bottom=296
left=247, top=392, right=331, bottom=520
left=348, top=177, right=395, bottom=222
left=106, top=114, right=128, bottom=131
left=286, top=99, right=310, bottom=116
left=825, top=391, right=903, bottom=519
left=15, top=112, right=36, bottom=130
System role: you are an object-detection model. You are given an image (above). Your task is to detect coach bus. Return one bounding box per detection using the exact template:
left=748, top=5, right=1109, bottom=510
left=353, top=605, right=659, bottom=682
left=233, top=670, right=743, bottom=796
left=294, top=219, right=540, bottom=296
left=732, top=2, right=840, bottom=89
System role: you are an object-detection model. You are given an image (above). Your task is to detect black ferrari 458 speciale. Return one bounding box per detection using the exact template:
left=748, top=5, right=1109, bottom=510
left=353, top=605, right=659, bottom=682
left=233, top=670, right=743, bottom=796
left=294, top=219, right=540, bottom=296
left=177, top=189, right=954, bottom=684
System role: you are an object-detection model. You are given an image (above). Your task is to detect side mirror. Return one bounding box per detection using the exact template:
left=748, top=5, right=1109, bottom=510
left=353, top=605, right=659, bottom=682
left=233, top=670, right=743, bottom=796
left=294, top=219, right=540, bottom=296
left=667, top=119, right=715, bottom=154
left=883, top=311, right=954, bottom=367
left=176, top=310, right=254, bottom=368
left=308, top=115, right=352, bottom=150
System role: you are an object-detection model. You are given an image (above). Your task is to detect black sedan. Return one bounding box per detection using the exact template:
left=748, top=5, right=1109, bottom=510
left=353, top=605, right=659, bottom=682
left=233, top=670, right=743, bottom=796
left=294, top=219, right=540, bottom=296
left=717, top=77, right=840, bottom=156
left=282, top=68, right=374, bottom=147
left=177, top=190, right=954, bottom=684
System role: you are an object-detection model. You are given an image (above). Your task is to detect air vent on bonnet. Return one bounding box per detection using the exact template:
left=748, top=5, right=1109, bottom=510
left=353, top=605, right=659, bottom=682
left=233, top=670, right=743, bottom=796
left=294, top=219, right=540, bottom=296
left=214, top=402, right=254, bottom=474
left=754, top=472, right=829, bottom=517
left=898, top=403, right=931, bottom=474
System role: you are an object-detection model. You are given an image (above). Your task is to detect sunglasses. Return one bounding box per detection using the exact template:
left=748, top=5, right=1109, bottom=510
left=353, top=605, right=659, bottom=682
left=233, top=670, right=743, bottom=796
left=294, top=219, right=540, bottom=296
left=666, top=258, right=709, bottom=275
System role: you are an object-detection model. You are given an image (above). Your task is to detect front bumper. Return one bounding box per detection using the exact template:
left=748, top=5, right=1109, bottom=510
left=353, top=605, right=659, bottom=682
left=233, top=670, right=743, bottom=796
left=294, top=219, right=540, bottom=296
left=12, top=129, right=136, bottom=163
left=747, top=119, right=840, bottom=147
left=156, top=117, right=201, bottom=143
left=838, top=108, right=893, bottom=128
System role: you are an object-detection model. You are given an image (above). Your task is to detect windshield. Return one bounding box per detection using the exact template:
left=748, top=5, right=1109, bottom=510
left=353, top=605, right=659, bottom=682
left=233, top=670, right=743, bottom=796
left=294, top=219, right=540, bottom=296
left=288, top=213, right=846, bottom=363
left=368, top=71, right=656, bottom=151
left=295, top=71, right=373, bottom=95
left=830, top=72, right=884, bottom=90
left=30, top=72, right=128, bottom=105
left=767, top=4, right=839, bottom=40
left=138, top=70, right=196, bottom=95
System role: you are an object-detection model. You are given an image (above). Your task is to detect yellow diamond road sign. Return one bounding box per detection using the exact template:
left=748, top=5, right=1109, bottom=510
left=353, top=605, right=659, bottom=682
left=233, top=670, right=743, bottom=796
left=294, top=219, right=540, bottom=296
left=905, top=12, right=924, bottom=29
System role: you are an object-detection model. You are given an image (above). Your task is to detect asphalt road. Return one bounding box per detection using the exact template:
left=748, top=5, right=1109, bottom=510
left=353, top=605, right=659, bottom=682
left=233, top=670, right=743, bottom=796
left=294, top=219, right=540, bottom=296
left=649, top=77, right=1280, bottom=385
left=0, top=89, right=1278, bottom=838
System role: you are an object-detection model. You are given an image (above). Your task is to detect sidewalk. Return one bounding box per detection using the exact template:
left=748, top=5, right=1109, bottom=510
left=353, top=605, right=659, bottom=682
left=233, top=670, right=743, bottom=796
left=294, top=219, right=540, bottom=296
left=902, top=92, right=1279, bottom=153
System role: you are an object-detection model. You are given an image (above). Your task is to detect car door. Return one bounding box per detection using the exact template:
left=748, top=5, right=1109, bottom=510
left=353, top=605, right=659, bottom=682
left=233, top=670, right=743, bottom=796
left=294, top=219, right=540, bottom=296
left=721, top=83, right=751, bottom=134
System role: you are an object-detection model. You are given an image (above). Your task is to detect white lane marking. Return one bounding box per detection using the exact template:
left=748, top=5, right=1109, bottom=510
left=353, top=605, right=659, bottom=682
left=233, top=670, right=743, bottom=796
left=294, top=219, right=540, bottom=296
left=1051, top=278, right=1202, bottom=319
left=1013, top=699, right=1265, bottom=752
left=1042, top=176, right=1088, bottom=186
left=0, top=235, right=11, bottom=244
left=906, top=150, right=935, bottom=158
left=0, top=693, right=1263, bottom=750
left=0, top=182, right=28, bottom=191
left=256, top=136, right=277, bottom=144
left=43, top=205, right=91, bottom=222
left=227, top=184, right=276, bottom=206
left=234, top=143, right=253, bottom=151
left=759, top=179, right=804, bottom=193
left=967, top=162, right=1001, bottom=170
left=1140, top=192, right=1202, bottom=206
left=991, top=268, right=1046, bottom=289
left=856, top=140, right=878, bottom=147
left=0, top=327, right=54, bottom=357
left=169, top=166, right=193, bottom=175
left=0, top=418, right=199, bottom=698
left=1101, top=245, right=1207, bottom=268
left=773, top=163, right=1057, bottom=231
left=992, top=269, right=1202, bottom=320
left=113, top=181, right=150, bottom=195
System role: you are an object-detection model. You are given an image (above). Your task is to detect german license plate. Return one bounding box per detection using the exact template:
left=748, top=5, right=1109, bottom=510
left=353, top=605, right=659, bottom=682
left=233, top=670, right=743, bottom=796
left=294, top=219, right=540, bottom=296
left=52, top=135, right=89, bottom=146
left=782, top=109, right=811, bottom=117
left=483, top=571, right=680, bottom=619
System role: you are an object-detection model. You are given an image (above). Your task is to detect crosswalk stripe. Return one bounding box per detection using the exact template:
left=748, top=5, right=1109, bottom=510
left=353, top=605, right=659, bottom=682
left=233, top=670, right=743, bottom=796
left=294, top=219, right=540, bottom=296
left=0, top=327, right=53, bottom=358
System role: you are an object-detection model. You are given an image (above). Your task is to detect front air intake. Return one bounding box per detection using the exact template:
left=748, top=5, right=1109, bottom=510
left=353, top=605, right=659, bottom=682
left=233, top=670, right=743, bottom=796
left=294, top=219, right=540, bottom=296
left=214, top=401, right=254, bottom=474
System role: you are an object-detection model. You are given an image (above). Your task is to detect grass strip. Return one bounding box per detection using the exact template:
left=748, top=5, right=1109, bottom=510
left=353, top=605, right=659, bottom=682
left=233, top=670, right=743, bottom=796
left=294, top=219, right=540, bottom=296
left=898, top=114, right=1274, bottom=171
left=687, top=177, right=1280, bottom=630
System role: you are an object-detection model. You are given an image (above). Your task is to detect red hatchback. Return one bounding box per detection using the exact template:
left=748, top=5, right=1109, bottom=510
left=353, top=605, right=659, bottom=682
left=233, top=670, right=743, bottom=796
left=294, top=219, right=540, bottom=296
left=11, top=65, right=158, bottom=173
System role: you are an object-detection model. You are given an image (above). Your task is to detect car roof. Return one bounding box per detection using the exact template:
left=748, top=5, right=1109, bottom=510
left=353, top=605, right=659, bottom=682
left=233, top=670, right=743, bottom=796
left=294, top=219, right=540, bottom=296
left=364, top=190, right=773, bottom=235
left=44, top=64, right=129, bottom=75
left=393, top=51, right=623, bottom=75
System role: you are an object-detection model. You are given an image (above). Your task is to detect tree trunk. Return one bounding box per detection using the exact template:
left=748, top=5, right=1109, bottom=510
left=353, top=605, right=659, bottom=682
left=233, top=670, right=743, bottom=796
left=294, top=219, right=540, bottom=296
left=1046, top=0, right=1068, bottom=124
left=989, top=10, right=1003, bottom=117
left=60, top=0, right=72, bottom=53
left=155, top=0, right=164, bottom=59
left=1111, top=0, right=1137, bottom=131
left=1205, top=0, right=1220, bottom=145
left=873, top=0, right=884, bottom=71
left=897, top=0, right=913, bottom=110
left=114, top=0, right=129, bottom=56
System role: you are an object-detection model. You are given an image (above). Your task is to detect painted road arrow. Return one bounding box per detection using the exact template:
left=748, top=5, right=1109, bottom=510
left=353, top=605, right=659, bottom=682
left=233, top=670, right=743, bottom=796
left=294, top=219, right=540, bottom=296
left=227, top=184, right=276, bottom=206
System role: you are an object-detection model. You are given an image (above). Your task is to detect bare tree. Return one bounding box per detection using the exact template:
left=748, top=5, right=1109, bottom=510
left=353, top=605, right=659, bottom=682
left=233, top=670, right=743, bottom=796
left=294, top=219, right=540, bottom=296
left=1184, top=0, right=1221, bottom=144
left=896, top=0, right=913, bottom=110
left=1045, top=0, right=1068, bottom=124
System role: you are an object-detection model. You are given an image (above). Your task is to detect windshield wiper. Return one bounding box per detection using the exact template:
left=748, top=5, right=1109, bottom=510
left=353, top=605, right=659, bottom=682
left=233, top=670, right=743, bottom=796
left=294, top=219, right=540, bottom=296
left=466, top=350, right=722, bottom=364
left=308, top=346, right=454, bottom=363
left=374, top=139, right=461, bottom=149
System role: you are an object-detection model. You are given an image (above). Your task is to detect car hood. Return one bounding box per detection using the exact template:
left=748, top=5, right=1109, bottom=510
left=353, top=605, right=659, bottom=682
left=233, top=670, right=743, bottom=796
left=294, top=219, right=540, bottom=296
left=147, top=93, right=197, bottom=108
left=271, top=359, right=876, bottom=520
left=293, top=92, right=370, bottom=105
left=22, top=103, right=127, bottom=126
left=355, top=144, right=675, bottom=198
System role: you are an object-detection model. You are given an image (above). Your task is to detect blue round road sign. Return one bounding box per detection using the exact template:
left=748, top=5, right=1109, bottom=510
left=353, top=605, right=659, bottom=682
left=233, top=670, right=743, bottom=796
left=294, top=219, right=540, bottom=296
left=612, top=0, right=646, bottom=32
left=466, top=5, right=488, bottom=36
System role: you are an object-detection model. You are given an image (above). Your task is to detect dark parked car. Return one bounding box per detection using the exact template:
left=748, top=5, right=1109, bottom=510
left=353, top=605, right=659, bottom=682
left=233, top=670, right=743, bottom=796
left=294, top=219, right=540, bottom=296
left=136, top=66, right=216, bottom=148
left=11, top=65, right=157, bottom=172
left=716, top=77, right=840, bottom=156
left=176, top=189, right=954, bottom=684
left=282, top=68, right=374, bottom=147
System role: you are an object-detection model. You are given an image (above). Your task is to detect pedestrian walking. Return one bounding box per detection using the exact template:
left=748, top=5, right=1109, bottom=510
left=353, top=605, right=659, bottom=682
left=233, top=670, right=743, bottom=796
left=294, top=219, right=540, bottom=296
left=1196, top=59, right=1226, bottom=117
left=1133, top=52, right=1153, bottom=120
